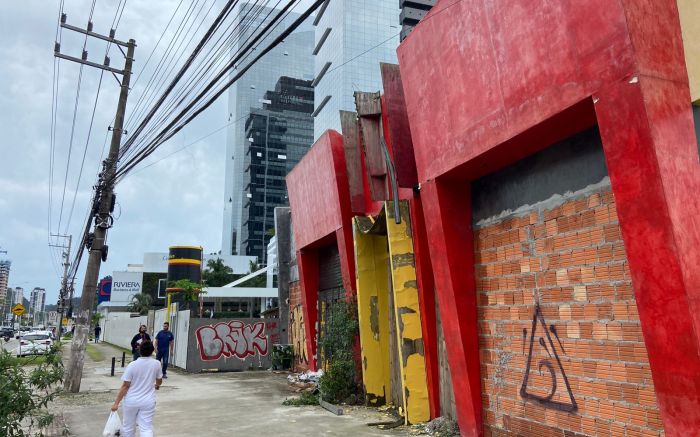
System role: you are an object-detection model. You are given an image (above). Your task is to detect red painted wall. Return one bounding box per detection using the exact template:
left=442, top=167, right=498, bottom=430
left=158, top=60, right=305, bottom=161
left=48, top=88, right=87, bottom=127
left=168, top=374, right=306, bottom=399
left=399, top=0, right=700, bottom=435
left=398, top=0, right=636, bottom=183
left=287, top=131, right=352, bottom=249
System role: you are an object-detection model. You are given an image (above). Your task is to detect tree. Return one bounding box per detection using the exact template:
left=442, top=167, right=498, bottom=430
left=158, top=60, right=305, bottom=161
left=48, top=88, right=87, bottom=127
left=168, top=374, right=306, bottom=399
left=0, top=346, right=65, bottom=436
left=168, top=279, right=206, bottom=312
left=91, top=313, right=103, bottom=328
left=202, top=258, right=235, bottom=287
left=127, top=293, right=153, bottom=315
left=236, top=261, right=266, bottom=288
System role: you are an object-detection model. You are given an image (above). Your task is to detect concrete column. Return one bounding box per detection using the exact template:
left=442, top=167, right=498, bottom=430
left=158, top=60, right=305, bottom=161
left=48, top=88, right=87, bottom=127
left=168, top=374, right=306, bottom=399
left=595, top=76, right=700, bottom=435
left=420, top=179, right=482, bottom=436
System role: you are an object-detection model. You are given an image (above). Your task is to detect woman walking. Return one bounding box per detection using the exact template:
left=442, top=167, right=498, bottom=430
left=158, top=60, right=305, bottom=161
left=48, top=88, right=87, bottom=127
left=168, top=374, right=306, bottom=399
left=112, top=341, right=163, bottom=437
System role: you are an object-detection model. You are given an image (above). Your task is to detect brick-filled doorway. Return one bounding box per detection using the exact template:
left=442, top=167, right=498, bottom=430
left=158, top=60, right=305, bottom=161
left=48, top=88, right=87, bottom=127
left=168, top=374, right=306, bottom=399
left=471, top=128, right=664, bottom=436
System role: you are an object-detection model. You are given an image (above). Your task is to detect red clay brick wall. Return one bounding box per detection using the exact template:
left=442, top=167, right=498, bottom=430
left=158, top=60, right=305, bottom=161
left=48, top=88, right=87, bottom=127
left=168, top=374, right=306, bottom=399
left=474, top=187, right=664, bottom=437
left=289, top=281, right=309, bottom=372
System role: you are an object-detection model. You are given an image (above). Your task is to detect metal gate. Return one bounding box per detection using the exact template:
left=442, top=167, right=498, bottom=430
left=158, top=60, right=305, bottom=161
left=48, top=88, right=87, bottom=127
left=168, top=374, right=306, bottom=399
left=317, top=244, right=345, bottom=367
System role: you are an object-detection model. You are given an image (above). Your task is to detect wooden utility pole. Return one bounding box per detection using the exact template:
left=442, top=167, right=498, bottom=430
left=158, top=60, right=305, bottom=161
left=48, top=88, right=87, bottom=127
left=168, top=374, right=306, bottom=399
left=56, top=15, right=136, bottom=392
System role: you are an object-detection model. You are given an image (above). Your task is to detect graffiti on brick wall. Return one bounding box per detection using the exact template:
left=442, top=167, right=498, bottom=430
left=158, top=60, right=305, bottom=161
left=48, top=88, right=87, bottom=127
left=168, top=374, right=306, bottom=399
left=520, top=304, right=578, bottom=412
left=290, top=305, right=308, bottom=364
left=195, top=321, right=268, bottom=361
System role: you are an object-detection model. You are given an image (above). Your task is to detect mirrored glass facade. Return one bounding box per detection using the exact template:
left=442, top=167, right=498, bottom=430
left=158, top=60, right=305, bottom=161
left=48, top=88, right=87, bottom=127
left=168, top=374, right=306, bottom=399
left=222, top=3, right=314, bottom=256
left=313, top=0, right=400, bottom=139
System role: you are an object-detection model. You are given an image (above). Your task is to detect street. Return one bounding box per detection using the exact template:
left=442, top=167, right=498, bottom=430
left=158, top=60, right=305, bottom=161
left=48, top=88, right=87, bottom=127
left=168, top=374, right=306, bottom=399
left=50, top=342, right=410, bottom=437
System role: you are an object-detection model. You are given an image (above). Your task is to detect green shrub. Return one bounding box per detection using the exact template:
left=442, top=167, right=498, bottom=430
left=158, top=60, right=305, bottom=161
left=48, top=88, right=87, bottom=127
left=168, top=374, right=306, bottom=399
left=318, top=300, right=359, bottom=404
left=282, top=391, right=319, bottom=406
left=0, top=344, right=65, bottom=436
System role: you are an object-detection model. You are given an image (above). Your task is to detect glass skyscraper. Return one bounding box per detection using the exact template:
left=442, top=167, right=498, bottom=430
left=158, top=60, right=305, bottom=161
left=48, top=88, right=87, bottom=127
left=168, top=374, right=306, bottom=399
left=222, top=3, right=314, bottom=257
left=312, top=0, right=401, bottom=139
left=243, top=77, right=314, bottom=260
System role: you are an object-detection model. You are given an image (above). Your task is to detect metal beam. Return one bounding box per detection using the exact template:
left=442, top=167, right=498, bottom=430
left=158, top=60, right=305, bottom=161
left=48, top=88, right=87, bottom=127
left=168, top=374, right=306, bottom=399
left=60, top=22, right=131, bottom=47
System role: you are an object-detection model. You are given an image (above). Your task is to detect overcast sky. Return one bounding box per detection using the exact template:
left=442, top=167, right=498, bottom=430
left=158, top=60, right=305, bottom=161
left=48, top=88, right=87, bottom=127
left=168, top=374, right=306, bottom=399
left=0, top=0, right=315, bottom=305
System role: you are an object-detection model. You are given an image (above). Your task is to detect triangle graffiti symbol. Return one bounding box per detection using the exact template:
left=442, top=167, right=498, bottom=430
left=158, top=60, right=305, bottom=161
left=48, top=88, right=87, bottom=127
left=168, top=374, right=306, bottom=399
left=520, top=304, right=578, bottom=412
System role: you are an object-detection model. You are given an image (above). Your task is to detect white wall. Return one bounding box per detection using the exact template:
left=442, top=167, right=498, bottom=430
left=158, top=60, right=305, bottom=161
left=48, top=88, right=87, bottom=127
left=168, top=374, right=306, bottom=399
left=101, top=308, right=190, bottom=370
left=152, top=308, right=189, bottom=369
left=102, top=312, right=148, bottom=351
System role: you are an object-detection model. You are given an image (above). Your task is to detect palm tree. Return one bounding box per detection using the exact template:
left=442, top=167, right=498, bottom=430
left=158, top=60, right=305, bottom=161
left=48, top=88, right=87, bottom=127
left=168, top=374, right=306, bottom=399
left=127, top=293, right=153, bottom=315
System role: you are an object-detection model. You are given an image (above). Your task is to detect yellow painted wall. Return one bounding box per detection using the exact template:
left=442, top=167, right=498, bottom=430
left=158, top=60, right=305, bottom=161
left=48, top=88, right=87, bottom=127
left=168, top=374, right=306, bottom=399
left=353, top=219, right=392, bottom=406
left=386, top=201, right=431, bottom=425
left=679, top=0, right=700, bottom=102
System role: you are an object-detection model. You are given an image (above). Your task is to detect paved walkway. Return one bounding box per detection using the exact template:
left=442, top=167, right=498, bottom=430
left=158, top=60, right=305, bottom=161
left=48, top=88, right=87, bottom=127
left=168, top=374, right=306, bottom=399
left=53, top=342, right=410, bottom=436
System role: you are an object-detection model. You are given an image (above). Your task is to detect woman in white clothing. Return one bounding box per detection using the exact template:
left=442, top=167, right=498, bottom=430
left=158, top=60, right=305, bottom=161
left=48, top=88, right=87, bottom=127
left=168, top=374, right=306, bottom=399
left=112, top=340, right=163, bottom=437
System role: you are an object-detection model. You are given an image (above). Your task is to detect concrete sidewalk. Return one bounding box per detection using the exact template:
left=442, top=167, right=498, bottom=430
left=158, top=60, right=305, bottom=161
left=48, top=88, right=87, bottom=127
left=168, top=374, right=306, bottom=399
left=53, top=342, right=410, bottom=436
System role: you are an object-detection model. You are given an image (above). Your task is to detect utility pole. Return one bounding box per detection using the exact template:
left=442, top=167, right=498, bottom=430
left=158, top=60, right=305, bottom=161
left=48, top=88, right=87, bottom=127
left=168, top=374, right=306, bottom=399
left=56, top=15, right=136, bottom=393
left=49, top=234, right=71, bottom=333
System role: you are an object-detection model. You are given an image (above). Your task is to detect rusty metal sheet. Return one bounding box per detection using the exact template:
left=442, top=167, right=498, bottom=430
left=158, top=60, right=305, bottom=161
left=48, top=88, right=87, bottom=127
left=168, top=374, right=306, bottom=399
left=340, top=111, right=366, bottom=214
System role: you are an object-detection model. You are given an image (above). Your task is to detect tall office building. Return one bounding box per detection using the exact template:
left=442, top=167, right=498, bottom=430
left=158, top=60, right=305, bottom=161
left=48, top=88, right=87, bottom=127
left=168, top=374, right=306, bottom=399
left=312, top=0, right=401, bottom=139
left=29, top=287, right=46, bottom=318
left=0, top=260, right=9, bottom=306
left=242, top=77, right=314, bottom=259
left=222, top=2, right=314, bottom=257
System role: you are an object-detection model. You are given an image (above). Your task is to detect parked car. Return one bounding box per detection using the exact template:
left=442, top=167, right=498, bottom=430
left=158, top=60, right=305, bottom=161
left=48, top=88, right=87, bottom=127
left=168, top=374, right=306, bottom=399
left=0, top=327, right=13, bottom=341
left=16, top=331, right=53, bottom=357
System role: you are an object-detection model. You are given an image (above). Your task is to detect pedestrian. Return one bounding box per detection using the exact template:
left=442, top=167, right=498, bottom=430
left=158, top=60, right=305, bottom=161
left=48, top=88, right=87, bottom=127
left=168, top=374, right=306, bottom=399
left=94, top=324, right=102, bottom=343
left=111, top=340, right=162, bottom=437
left=130, top=325, right=151, bottom=361
left=154, top=322, right=175, bottom=379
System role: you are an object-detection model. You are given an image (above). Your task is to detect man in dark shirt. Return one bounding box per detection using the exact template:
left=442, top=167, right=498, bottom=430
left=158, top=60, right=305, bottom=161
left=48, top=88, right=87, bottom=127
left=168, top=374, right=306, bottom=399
left=154, top=322, right=175, bottom=378
left=94, top=324, right=102, bottom=343
left=130, top=325, right=151, bottom=361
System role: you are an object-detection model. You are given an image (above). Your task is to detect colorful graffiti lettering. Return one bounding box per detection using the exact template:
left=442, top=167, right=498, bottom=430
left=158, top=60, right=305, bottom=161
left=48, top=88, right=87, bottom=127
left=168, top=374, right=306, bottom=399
left=290, top=305, right=308, bottom=364
left=195, top=321, right=268, bottom=361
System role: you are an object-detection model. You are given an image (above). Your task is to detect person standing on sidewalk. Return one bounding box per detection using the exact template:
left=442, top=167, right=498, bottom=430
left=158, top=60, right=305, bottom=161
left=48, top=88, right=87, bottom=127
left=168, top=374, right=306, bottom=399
left=130, top=325, right=150, bottom=361
left=111, top=340, right=162, bottom=437
left=154, top=322, right=174, bottom=378
left=94, top=324, right=101, bottom=343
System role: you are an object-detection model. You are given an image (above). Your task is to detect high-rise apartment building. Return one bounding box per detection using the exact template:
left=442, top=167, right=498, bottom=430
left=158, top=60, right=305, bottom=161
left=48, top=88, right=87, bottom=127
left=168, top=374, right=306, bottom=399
left=222, top=2, right=314, bottom=257
left=242, top=76, right=314, bottom=259
left=12, top=287, right=23, bottom=306
left=0, top=260, right=10, bottom=306
left=312, top=0, right=401, bottom=139
left=29, top=287, right=46, bottom=318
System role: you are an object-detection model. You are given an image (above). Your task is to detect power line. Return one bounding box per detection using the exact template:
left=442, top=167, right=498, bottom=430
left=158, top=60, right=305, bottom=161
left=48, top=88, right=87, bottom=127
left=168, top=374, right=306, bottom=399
left=120, top=0, right=280, bottom=161
left=62, top=0, right=130, bottom=235
left=55, top=0, right=98, bottom=234
left=116, top=0, right=317, bottom=179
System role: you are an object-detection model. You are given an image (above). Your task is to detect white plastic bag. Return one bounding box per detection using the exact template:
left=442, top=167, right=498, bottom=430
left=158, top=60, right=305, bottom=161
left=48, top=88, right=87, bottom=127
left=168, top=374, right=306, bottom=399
left=102, top=411, right=121, bottom=437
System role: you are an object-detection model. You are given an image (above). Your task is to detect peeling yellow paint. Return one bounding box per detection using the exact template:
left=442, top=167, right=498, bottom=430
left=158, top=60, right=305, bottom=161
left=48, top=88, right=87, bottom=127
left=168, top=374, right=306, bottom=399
left=353, top=219, right=391, bottom=406
left=386, top=201, right=431, bottom=425
left=678, top=0, right=700, bottom=102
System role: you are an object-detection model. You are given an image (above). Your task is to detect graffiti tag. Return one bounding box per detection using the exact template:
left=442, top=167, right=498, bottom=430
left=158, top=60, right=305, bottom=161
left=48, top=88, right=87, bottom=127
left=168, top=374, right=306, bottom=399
left=195, top=321, right=268, bottom=361
left=290, top=305, right=308, bottom=364
left=520, top=304, right=577, bottom=412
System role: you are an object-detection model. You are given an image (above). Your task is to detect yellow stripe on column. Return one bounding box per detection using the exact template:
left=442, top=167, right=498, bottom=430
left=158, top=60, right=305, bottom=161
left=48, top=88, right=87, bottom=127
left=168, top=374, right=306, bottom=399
left=386, top=200, right=430, bottom=425
left=168, top=259, right=202, bottom=265
left=353, top=218, right=392, bottom=406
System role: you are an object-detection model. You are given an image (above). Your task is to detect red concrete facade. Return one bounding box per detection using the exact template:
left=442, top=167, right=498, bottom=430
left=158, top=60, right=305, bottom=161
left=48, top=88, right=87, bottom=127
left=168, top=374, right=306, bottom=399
left=398, top=0, right=700, bottom=436
left=287, top=131, right=356, bottom=371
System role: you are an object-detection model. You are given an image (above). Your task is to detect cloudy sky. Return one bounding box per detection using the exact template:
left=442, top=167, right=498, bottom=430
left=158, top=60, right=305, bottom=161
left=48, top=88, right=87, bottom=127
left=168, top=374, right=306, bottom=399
left=0, top=0, right=315, bottom=305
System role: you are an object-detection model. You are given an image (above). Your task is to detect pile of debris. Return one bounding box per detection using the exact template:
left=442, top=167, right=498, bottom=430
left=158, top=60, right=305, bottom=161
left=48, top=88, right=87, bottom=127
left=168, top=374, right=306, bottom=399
left=410, top=417, right=460, bottom=436
left=286, top=369, right=324, bottom=393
